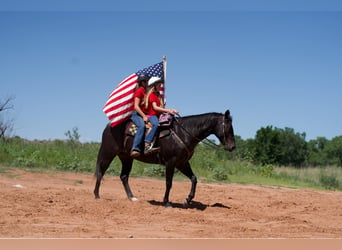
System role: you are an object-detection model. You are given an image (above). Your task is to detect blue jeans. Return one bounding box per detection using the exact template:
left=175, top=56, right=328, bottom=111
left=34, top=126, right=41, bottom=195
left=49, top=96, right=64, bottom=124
left=145, top=115, right=159, bottom=144
left=130, top=111, right=145, bottom=152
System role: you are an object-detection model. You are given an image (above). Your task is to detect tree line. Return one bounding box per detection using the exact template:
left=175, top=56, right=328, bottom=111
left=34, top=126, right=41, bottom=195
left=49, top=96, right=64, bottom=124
left=226, top=126, right=342, bottom=167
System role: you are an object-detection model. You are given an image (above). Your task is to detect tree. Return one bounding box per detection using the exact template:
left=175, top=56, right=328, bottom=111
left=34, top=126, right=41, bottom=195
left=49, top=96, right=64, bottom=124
left=226, top=135, right=254, bottom=162
left=0, top=96, right=15, bottom=140
left=325, top=136, right=342, bottom=166
left=65, top=127, right=81, bottom=143
left=253, top=126, right=282, bottom=165
left=307, top=137, right=329, bottom=166
left=252, top=126, right=307, bottom=167
left=278, top=127, right=307, bottom=167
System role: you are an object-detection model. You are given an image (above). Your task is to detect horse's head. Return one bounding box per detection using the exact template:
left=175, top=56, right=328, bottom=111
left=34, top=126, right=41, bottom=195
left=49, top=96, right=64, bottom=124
left=217, top=110, right=235, bottom=152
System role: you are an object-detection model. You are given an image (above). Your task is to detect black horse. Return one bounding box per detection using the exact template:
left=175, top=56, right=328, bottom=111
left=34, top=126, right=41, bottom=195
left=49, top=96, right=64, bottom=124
left=94, top=109, right=235, bottom=207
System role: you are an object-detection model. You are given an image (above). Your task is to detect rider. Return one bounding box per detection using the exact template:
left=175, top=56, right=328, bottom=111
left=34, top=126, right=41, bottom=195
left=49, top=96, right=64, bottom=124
left=130, top=73, right=150, bottom=158
left=143, top=76, right=179, bottom=154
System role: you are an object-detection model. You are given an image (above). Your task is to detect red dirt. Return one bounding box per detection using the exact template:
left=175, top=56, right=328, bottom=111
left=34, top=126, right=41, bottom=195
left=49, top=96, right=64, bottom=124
left=1, top=168, right=342, bottom=238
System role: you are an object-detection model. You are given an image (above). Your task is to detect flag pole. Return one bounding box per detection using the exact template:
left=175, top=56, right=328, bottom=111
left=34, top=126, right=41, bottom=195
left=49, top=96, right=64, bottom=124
left=162, top=55, right=167, bottom=82
left=162, top=55, right=167, bottom=105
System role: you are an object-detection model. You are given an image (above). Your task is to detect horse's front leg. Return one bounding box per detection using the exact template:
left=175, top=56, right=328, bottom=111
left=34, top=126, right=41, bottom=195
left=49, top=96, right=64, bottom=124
left=163, top=166, right=175, bottom=207
left=177, top=162, right=197, bottom=207
left=119, top=157, right=137, bottom=201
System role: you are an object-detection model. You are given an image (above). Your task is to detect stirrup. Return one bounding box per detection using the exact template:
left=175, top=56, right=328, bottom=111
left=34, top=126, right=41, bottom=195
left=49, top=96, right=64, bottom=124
left=144, top=143, right=160, bottom=155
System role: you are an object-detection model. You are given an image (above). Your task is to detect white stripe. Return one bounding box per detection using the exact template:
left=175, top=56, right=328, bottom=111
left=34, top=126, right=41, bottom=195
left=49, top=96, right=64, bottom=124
left=103, top=94, right=134, bottom=113
left=113, top=76, right=137, bottom=93
left=108, top=75, right=137, bottom=97
left=103, top=85, right=136, bottom=111
left=105, top=103, right=134, bottom=117
left=119, top=73, right=137, bottom=85
left=104, top=80, right=136, bottom=106
left=109, top=110, right=133, bottom=123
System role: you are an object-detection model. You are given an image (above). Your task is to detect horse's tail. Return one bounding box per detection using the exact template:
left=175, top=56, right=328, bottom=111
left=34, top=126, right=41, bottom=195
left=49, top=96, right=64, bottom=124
left=93, top=123, right=116, bottom=199
left=94, top=143, right=103, bottom=179
left=94, top=123, right=112, bottom=179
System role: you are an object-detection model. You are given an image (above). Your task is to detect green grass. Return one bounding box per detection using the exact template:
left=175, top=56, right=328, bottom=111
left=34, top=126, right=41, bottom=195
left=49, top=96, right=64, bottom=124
left=74, top=180, right=84, bottom=185
left=0, top=166, right=10, bottom=174
left=0, top=137, right=98, bottom=173
left=274, top=166, right=342, bottom=190
left=1, top=137, right=342, bottom=191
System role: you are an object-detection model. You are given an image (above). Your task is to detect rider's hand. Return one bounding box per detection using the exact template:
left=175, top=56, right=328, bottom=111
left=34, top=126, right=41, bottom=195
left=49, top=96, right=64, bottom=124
left=168, top=109, right=179, bottom=115
left=143, top=115, right=149, bottom=123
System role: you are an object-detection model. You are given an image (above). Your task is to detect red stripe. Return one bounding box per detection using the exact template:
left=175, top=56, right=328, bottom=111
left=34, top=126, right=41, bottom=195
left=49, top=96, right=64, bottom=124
left=108, top=105, right=134, bottom=119
left=106, top=84, right=137, bottom=106
left=110, top=116, right=131, bottom=127
left=105, top=99, right=134, bottom=118
left=105, top=84, right=136, bottom=104
left=108, top=75, right=137, bottom=99
left=108, top=108, right=134, bottom=125
left=103, top=95, right=134, bottom=114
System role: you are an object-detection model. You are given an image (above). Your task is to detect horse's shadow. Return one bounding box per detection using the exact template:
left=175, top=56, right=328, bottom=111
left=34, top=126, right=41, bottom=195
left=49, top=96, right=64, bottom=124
left=147, top=200, right=231, bottom=211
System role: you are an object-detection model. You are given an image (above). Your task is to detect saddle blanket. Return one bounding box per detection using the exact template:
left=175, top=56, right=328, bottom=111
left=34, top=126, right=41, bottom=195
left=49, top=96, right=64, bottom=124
left=125, top=122, right=138, bottom=136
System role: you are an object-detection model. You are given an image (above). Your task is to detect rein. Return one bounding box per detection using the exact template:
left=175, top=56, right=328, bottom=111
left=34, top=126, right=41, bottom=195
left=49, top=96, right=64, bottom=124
left=173, top=114, right=225, bottom=150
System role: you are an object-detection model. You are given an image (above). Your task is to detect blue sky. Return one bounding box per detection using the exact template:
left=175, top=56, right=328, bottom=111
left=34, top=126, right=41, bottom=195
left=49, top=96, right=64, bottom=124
left=1, top=1, right=342, bottom=142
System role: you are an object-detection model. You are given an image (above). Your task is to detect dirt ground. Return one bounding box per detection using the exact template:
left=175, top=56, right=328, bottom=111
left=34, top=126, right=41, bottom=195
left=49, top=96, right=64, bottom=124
left=1, top=167, right=342, bottom=238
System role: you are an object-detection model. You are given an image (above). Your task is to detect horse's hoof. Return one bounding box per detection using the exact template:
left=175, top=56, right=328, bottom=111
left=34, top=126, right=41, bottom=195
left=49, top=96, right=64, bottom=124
left=165, top=202, right=173, bottom=208
left=183, top=198, right=190, bottom=208
left=130, top=197, right=138, bottom=202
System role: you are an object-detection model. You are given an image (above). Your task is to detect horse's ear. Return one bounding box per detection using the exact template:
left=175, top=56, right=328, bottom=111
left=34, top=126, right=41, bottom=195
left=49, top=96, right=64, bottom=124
left=224, top=110, right=230, bottom=119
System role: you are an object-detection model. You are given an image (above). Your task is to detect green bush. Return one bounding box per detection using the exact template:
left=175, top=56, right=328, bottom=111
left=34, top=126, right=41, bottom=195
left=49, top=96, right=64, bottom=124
left=143, top=165, right=165, bottom=177
left=319, top=173, right=340, bottom=190
left=255, top=164, right=274, bottom=177
left=212, top=167, right=229, bottom=181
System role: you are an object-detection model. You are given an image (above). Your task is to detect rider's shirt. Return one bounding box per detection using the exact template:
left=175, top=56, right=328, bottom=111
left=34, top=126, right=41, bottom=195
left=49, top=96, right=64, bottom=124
left=146, top=92, right=162, bottom=116
left=134, top=87, right=147, bottom=113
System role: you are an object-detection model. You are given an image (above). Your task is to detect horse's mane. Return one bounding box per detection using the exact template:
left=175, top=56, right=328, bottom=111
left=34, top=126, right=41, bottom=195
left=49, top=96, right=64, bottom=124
left=176, top=112, right=223, bottom=134
left=179, top=112, right=222, bottom=122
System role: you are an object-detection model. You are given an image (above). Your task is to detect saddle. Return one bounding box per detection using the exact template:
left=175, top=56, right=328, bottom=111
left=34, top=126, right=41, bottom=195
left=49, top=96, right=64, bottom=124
left=125, top=113, right=174, bottom=139
left=125, top=121, right=170, bottom=139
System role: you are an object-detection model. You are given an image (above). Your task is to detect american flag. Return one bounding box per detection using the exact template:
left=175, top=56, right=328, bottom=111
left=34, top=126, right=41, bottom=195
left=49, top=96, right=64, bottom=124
left=103, top=61, right=165, bottom=127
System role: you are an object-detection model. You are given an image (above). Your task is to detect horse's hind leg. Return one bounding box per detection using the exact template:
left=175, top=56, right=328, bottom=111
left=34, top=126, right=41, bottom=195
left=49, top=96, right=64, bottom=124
left=94, top=145, right=116, bottom=199
left=119, top=156, right=137, bottom=201
left=177, top=162, right=197, bottom=207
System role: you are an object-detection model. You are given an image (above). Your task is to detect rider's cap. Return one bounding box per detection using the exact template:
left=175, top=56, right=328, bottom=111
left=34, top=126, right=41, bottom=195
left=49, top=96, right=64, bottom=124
left=148, top=76, right=163, bottom=86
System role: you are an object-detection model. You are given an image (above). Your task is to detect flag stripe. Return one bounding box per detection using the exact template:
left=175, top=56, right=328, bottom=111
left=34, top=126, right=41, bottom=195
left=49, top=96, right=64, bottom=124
left=107, top=74, right=137, bottom=99
left=109, top=112, right=133, bottom=127
left=107, top=102, right=134, bottom=120
left=106, top=98, right=135, bottom=119
left=102, top=74, right=138, bottom=126
left=103, top=84, right=136, bottom=112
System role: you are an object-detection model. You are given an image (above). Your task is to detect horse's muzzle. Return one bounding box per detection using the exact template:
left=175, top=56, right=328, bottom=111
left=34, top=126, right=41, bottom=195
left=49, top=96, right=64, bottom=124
left=225, top=144, right=236, bottom=152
